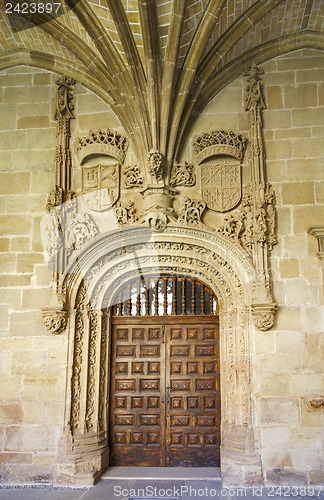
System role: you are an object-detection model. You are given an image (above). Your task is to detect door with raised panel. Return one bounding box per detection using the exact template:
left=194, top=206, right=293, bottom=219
left=109, top=276, right=220, bottom=467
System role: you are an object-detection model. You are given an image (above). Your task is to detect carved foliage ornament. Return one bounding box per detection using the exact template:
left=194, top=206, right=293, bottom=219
left=178, top=197, right=206, bottom=227
left=123, top=164, right=144, bottom=188
left=170, top=161, right=196, bottom=187
left=147, top=149, right=164, bottom=183
left=251, top=303, right=277, bottom=331
left=42, top=309, right=67, bottom=335
left=114, top=201, right=138, bottom=225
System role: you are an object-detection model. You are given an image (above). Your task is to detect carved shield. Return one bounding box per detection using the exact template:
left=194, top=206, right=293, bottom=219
left=82, top=163, right=120, bottom=211
left=201, top=159, right=241, bottom=212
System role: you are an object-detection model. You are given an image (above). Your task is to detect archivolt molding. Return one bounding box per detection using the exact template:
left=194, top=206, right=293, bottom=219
left=62, top=224, right=256, bottom=310
left=63, top=222, right=258, bottom=479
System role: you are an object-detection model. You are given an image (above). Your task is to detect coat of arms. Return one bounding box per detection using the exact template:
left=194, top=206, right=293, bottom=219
left=201, top=158, right=241, bottom=212
left=82, top=163, right=120, bottom=211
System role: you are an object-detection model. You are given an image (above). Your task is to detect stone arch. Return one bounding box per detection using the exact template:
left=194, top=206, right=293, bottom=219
left=56, top=225, right=262, bottom=486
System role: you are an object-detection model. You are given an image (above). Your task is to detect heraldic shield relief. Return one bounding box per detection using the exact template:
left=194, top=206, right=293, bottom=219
left=201, top=157, right=241, bottom=212
left=82, top=162, right=120, bottom=211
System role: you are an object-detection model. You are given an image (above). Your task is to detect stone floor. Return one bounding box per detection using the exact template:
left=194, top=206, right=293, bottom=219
left=0, top=468, right=323, bottom=500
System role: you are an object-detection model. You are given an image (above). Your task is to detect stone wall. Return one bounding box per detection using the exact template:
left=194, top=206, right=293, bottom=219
left=0, top=48, right=323, bottom=485
left=183, top=48, right=324, bottom=486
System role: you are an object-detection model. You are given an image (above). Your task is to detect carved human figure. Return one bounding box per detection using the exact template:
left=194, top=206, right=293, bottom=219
left=242, top=205, right=254, bottom=248
left=255, top=203, right=267, bottom=243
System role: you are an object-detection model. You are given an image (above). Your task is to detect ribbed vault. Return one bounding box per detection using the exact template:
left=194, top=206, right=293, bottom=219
left=0, top=0, right=323, bottom=166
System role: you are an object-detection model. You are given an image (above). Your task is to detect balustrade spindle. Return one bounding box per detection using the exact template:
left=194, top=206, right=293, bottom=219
left=163, top=278, right=168, bottom=315
left=201, top=284, right=205, bottom=315
left=181, top=277, right=186, bottom=315
left=191, top=279, right=196, bottom=315
left=154, top=280, right=159, bottom=315
left=172, top=277, right=177, bottom=315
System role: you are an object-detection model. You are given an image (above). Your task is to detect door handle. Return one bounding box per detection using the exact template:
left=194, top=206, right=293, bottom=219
left=165, top=384, right=173, bottom=403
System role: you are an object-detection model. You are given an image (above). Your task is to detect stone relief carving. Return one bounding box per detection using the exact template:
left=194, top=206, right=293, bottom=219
left=201, top=158, right=242, bottom=212
left=85, top=311, right=98, bottom=431
left=82, top=163, right=120, bottom=210
left=193, top=130, right=247, bottom=163
left=114, top=201, right=138, bottom=225
left=147, top=149, right=164, bottom=183
left=122, top=164, right=144, bottom=188
left=42, top=310, right=67, bottom=335
left=170, top=161, right=196, bottom=187
left=178, top=197, right=206, bottom=226
left=75, top=129, right=128, bottom=164
left=251, top=303, right=277, bottom=331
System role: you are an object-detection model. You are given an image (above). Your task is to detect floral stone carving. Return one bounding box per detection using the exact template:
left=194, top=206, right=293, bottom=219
left=170, top=161, right=196, bottom=187
left=178, top=197, right=206, bottom=226
left=43, top=309, right=67, bottom=335
left=251, top=303, right=277, bottom=331
left=123, top=164, right=144, bottom=188
left=114, top=201, right=138, bottom=225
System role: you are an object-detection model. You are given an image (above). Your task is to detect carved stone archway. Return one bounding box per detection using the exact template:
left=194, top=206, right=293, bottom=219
left=54, top=224, right=262, bottom=487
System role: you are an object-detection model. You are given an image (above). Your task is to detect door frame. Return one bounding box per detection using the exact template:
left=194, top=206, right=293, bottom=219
left=56, top=225, right=262, bottom=486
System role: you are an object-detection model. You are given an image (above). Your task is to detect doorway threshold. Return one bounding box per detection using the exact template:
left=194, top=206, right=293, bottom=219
left=101, top=466, right=221, bottom=481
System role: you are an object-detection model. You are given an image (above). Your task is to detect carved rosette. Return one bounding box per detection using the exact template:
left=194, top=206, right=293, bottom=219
left=251, top=303, right=277, bottom=331
left=42, top=309, right=67, bottom=335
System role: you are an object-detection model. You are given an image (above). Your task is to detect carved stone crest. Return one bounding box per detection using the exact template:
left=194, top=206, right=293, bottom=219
left=201, top=158, right=241, bottom=212
left=82, top=164, right=120, bottom=211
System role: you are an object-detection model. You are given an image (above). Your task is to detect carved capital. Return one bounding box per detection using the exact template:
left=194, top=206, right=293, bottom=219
left=42, top=308, right=67, bottom=335
left=251, top=303, right=277, bottom=331
left=308, top=225, right=324, bottom=260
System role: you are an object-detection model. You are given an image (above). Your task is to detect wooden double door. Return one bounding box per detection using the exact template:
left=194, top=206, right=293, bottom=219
left=110, top=315, right=220, bottom=467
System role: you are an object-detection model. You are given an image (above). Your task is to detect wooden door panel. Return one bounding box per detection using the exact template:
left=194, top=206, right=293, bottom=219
left=110, top=318, right=220, bottom=467
left=166, top=323, right=220, bottom=467
left=110, top=323, right=165, bottom=466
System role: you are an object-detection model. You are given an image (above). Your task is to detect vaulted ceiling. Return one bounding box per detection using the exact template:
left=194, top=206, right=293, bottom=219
left=0, top=0, right=323, bottom=164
